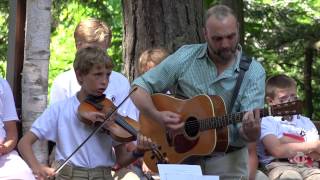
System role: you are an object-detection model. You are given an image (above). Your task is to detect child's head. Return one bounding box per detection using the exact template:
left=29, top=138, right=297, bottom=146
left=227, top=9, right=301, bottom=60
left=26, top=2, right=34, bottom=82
left=138, top=48, right=169, bottom=75
left=74, top=46, right=113, bottom=96
left=74, top=18, right=112, bottom=50
left=266, top=74, right=297, bottom=106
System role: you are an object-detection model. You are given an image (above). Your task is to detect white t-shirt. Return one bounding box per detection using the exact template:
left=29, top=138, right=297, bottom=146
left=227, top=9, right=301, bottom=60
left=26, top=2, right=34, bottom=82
left=50, top=69, right=139, bottom=120
left=0, top=78, right=19, bottom=143
left=258, top=115, right=319, bottom=165
left=31, top=95, right=119, bottom=168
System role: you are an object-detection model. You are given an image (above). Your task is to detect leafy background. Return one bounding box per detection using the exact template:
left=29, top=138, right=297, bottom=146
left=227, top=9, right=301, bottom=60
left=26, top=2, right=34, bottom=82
left=0, top=0, right=319, bottom=119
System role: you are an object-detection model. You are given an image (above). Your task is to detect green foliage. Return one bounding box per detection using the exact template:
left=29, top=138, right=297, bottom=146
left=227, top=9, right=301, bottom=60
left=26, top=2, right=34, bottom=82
left=49, top=0, right=123, bottom=93
left=204, top=0, right=218, bottom=9
left=0, top=0, right=319, bottom=119
left=0, top=0, right=9, bottom=77
left=244, top=0, right=320, bottom=119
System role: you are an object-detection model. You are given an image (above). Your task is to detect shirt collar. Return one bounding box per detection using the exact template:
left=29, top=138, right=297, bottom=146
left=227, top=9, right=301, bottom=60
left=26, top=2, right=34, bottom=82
left=233, top=45, right=243, bottom=73
left=197, top=43, right=208, bottom=59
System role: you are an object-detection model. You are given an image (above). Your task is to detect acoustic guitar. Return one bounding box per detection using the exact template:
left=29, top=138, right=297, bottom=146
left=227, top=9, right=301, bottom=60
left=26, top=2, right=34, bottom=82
left=140, top=93, right=303, bottom=172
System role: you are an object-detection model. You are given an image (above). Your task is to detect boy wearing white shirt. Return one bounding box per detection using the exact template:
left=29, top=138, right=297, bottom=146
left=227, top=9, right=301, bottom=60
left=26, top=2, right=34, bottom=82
left=48, top=18, right=139, bottom=179
left=258, top=74, right=320, bottom=179
left=18, top=47, right=151, bottom=180
left=0, top=77, right=35, bottom=179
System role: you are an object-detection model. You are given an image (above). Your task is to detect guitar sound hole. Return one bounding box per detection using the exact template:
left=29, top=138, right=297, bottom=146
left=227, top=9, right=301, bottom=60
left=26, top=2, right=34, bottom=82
left=185, top=117, right=199, bottom=138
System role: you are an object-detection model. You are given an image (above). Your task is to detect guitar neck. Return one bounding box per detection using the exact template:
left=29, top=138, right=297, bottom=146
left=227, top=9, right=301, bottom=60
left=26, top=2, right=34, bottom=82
left=200, top=106, right=295, bottom=130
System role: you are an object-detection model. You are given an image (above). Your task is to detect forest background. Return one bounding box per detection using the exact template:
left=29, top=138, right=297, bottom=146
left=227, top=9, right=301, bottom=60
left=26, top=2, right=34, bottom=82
left=0, top=0, right=319, bottom=121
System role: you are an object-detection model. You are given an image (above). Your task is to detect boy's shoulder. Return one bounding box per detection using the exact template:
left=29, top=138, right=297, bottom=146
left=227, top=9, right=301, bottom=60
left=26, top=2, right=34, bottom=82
left=49, top=95, right=78, bottom=110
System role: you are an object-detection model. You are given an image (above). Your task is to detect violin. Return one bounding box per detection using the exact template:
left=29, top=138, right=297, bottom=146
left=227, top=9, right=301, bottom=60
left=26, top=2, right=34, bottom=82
left=78, top=94, right=139, bottom=142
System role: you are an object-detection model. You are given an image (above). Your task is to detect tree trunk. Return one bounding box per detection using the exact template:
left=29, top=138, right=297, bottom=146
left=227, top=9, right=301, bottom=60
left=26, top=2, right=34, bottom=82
left=122, top=0, right=204, bottom=81
left=220, top=0, right=244, bottom=46
left=22, top=0, right=51, bottom=164
left=304, top=46, right=314, bottom=118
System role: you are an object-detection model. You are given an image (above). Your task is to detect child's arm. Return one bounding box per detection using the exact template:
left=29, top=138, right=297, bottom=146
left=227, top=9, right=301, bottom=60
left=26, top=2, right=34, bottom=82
left=262, top=134, right=320, bottom=158
left=18, top=131, right=55, bottom=179
left=279, top=135, right=320, bottom=160
left=0, top=121, right=18, bottom=155
left=279, top=136, right=300, bottom=144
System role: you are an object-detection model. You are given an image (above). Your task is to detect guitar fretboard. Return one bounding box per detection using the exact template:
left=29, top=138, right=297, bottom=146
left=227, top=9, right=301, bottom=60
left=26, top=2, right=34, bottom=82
left=198, top=106, right=296, bottom=130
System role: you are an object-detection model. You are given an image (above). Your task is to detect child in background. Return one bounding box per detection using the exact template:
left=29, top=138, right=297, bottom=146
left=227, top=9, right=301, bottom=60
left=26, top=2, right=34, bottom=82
left=258, top=74, right=320, bottom=180
left=0, top=77, right=35, bottom=179
left=137, top=48, right=169, bottom=76
left=128, top=48, right=169, bottom=179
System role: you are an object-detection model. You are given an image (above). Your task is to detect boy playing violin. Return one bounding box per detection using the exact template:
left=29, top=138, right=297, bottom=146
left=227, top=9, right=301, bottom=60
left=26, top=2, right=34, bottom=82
left=18, top=47, right=151, bottom=180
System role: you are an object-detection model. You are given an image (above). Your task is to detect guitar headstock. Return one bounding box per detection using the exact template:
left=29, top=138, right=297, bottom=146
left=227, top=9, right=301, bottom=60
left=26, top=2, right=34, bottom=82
left=269, top=100, right=303, bottom=116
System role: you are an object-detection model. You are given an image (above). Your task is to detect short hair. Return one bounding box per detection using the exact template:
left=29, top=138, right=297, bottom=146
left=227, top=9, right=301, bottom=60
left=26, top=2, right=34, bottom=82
left=138, top=48, right=169, bottom=75
left=73, top=46, right=113, bottom=76
left=266, top=74, right=297, bottom=98
left=74, top=18, right=112, bottom=48
left=205, top=5, right=236, bottom=22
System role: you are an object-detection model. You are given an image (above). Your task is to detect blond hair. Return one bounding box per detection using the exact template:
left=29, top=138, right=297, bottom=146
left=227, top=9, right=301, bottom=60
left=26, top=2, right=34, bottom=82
left=266, top=74, right=297, bottom=98
left=73, top=46, right=113, bottom=76
left=138, top=48, right=169, bottom=75
left=74, top=18, right=112, bottom=48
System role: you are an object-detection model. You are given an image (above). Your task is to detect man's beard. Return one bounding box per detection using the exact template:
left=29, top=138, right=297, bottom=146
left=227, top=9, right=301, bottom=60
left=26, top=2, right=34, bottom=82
left=212, top=47, right=237, bottom=65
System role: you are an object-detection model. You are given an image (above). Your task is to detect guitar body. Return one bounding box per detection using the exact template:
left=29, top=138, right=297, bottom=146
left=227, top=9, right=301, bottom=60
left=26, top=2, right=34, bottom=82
left=140, top=94, right=226, bottom=172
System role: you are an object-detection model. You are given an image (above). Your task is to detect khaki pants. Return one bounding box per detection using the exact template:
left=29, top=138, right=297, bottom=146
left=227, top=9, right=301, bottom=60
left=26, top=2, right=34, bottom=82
left=55, top=164, right=139, bottom=180
left=56, top=164, right=113, bottom=180
left=266, top=162, right=320, bottom=180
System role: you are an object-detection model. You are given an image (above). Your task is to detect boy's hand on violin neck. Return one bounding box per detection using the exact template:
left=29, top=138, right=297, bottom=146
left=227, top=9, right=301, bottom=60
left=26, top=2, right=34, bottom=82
left=136, top=134, right=153, bottom=153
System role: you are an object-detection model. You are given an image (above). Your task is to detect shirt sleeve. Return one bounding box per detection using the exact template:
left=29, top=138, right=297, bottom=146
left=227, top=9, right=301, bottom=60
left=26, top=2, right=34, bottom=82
left=239, top=60, right=266, bottom=112
left=1, top=79, right=18, bottom=122
left=230, top=60, right=266, bottom=146
left=260, top=116, right=281, bottom=140
left=30, top=105, right=58, bottom=141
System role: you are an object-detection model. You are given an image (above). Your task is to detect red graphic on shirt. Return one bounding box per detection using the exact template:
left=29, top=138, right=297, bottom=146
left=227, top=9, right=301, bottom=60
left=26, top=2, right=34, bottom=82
left=283, top=133, right=313, bottom=167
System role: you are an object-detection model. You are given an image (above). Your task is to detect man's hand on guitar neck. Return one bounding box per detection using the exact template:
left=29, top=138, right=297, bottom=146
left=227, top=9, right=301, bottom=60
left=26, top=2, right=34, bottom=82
left=154, top=110, right=183, bottom=130
left=240, top=110, right=261, bottom=142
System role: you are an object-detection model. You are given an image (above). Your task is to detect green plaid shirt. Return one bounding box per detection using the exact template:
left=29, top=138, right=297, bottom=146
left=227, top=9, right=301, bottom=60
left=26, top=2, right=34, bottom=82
left=133, top=43, right=265, bottom=146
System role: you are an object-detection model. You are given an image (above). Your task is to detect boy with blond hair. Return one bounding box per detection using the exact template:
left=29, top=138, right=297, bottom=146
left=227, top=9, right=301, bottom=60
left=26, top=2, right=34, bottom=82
left=137, top=48, right=169, bottom=76
left=50, top=18, right=134, bottom=120
left=19, top=47, right=150, bottom=180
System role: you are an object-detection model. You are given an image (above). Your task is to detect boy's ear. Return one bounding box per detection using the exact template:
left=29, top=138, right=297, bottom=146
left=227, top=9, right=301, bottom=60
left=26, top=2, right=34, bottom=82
left=75, top=70, right=83, bottom=85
